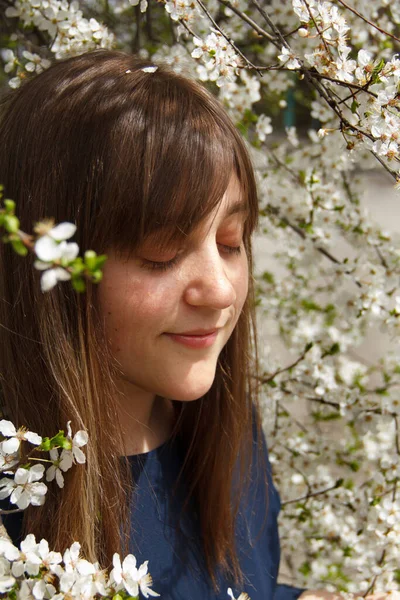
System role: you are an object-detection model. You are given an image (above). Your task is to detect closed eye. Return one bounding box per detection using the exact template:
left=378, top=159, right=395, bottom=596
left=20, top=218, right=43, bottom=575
left=139, top=255, right=180, bottom=272
left=219, top=244, right=242, bottom=256
left=139, top=244, right=242, bottom=272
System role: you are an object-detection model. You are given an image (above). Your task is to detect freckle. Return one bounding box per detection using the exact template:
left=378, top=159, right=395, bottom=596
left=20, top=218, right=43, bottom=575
left=108, top=311, right=111, bottom=315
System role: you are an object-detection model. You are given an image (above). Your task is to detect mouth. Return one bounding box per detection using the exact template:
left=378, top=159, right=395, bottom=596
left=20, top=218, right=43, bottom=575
left=164, top=329, right=219, bottom=349
left=174, top=328, right=218, bottom=336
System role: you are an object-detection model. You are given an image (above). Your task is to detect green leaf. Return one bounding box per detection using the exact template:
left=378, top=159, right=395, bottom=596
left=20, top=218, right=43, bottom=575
left=94, top=254, right=108, bottom=269
left=50, top=431, right=72, bottom=450
left=299, top=561, right=311, bottom=577
left=3, top=215, right=20, bottom=234
left=375, top=387, right=389, bottom=396
left=11, top=239, right=28, bottom=256
left=91, top=269, right=103, bottom=284
left=327, top=343, right=340, bottom=355
left=312, top=411, right=341, bottom=421
left=38, top=437, right=51, bottom=452
left=7, top=588, right=17, bottom=600
left=72, top=277, right=86, bottom=293
left=371, top=58, right=385, bottom=83
left=84, top=250, right=97, bottom=270
left=4, top=199, right=15, bottom=213
left=262, top=271, right=275, bottom=284
left=301, top=299, right=321, bottom=311
left=65, top=257, right=83, bottom=273
left=350, top=99, right=359, bottom=114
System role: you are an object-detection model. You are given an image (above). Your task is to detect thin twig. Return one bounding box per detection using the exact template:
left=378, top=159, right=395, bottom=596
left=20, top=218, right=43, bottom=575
left=336, top=0, right=400, bottom=44
left=280, top=402, right=309, bottom=433
left=375, top=245, right=389, bottom=269
left=310, top=71, right=377, bottom=97
left=281, top=482, right=340, bottom=506
left=251, top=0, right=289, bottom=49
left=196, top=0, right=263, bottom=74
left=217, top=0, right=276, bottom=42
left=0, top=508, right=24, bottom=515
left=305, top=396, right=341, bottom=409
left=370, top=149, right=400, bottom=180
left=259, top=345, right=313, bottom=384
left=303, top=0, right=332, bottom=58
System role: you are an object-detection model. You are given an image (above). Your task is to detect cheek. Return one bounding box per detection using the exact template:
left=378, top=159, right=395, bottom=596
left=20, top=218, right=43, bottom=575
left=234, top=257, right=249, bottom=311
left=98, top=273, right=178, bottom=344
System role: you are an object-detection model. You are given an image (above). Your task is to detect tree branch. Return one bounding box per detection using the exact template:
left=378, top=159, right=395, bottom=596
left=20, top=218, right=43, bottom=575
left=336, top=0, right=400, bottom=44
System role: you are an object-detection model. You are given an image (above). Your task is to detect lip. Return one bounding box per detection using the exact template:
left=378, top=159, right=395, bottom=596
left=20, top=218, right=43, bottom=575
left=176, top=328, right=218, bottom=336
left=164, top=329, right=219, bottom=349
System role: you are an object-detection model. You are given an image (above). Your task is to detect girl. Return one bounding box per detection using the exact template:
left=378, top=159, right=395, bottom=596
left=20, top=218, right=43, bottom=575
left=0, top=49, right=306, bottom=599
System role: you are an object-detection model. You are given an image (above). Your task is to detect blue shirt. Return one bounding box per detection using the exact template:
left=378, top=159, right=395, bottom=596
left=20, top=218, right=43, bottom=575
left=2, top=428, right=305, bottom=600
left=127, top=426, right=304, bottom=600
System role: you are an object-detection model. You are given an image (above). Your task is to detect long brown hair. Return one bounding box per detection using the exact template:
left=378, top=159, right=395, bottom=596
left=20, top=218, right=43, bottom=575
left=0, top=50, right=262, bottom=589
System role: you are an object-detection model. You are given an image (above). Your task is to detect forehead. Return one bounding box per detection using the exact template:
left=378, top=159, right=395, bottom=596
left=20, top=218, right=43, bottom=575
left=136, top=176, right=248, bottom=254
left=205, top=175, right=249, bottom=229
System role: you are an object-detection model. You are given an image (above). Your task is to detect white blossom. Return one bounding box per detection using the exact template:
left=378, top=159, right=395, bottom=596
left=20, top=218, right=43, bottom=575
left=0, top=420, right=42, bottom=455
left=0, top=465, right=47, bottom=509
left=278, top=46, right=301, bottom=70
left=110, top=553, right=159, bottom=598
left=33, top=222, right=79, bottom=292
left=46, top=448, right=73, bottom=489
left=66, top=421, right=88, bottom=464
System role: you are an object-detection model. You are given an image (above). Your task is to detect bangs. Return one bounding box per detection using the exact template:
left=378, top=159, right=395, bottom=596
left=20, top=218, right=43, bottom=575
left=93, top=65, right=258, bottom=257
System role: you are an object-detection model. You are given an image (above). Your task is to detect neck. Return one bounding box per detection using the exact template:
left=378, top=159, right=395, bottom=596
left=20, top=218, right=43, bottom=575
left=114, top=380, right=175, bottom=455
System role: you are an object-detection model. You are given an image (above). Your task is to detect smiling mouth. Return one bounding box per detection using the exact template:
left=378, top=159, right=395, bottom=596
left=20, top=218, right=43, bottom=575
left=164, top=330, right=219, bottom=349
left=173, top=329, right=218, bottom=336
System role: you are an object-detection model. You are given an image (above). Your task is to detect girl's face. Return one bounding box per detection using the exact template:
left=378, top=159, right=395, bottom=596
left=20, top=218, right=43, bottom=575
left=98, top=175, right=249, bottom=402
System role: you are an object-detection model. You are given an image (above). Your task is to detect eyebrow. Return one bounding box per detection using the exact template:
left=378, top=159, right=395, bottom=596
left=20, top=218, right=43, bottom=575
left=224, top=200, right=249, bottom=218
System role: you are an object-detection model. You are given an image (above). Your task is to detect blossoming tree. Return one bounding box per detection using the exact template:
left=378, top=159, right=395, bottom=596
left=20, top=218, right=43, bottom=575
left=1, top=0, right=400, bottom=596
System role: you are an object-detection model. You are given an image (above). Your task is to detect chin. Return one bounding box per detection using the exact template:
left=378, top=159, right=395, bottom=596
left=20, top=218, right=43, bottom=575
left=155, top=360, right=218, bottom=402
left=168, top=384, right=214, bottom=402
left=164, top=375, right=216, bottom=402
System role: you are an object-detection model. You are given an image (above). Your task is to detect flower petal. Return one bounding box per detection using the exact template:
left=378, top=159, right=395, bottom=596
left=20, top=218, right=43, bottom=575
left=35, top=236, right=62, bottom=262
left=15, top=489, right=30, bottom=509
left=73, top=430, right=88, bottom=448
left=40, top=269, right=59, bottom=292
left=59, top=451, right=73, bottom=472
left=14, top=468, right=29, bottom=485
left=46, top=465, right=56, bottom=482
left=33, top=260, right=51, bottom=271
left=0, top=575, right=16, bottom=592
left=52, top=267, right=72, bottom=282
left=25, top=431, right=42, bottom=446
left=60, top=242, right=79, bottom=261
left=0, top=421, right=16, bottom=437
left=72, top=447, right=86, bottom=464
left=55, top=468, right=64, bottom=489
left=2, top=438, right=19, bottom=455
left=29, top=464, right=45, bottom=482
left=49, top=222, right=76, bottom=241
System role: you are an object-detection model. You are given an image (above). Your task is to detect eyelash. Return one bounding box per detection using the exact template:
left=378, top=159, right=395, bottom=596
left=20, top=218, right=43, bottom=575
left=140, top=244, right=242, bottom=272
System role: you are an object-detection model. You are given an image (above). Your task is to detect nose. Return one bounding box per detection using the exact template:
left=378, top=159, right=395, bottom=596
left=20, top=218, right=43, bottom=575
left=183, top=251, right=237, bottom=310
